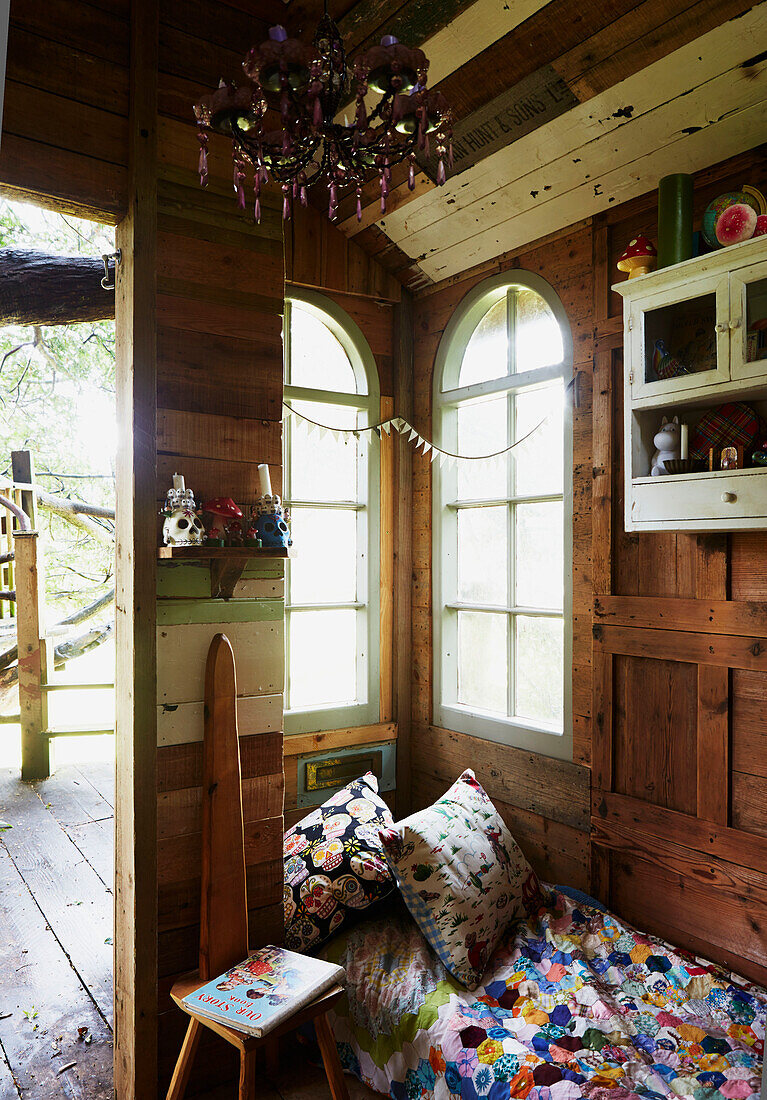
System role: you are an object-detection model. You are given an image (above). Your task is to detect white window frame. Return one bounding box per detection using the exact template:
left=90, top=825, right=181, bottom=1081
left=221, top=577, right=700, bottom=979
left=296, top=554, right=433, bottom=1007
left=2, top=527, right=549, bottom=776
left=432, top=270, right=574, bottom=760
left=283, top=287, right=380, bottom=734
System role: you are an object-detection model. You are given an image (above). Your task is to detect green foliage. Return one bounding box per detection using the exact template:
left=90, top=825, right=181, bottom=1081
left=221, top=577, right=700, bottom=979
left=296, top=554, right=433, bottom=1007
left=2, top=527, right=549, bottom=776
left=1, top=199, right=116, bottom=618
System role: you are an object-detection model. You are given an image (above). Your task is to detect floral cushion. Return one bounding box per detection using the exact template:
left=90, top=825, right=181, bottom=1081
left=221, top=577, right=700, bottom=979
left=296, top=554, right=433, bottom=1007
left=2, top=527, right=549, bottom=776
left=380, top=769, right=540, bottom=988
left=283, top=772, right=395, bottom=952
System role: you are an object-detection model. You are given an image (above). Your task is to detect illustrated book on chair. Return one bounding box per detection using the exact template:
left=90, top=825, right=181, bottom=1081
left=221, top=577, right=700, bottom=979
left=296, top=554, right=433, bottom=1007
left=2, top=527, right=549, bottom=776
left=181, top=945, right=345, bottom=1038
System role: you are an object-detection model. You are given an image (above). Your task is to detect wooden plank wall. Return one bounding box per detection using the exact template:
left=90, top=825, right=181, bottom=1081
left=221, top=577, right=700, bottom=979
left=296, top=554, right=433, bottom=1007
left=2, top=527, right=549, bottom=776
left=0, top=0, right=289, bottom=1091
left=154, top=4, right=288, bottom=1091
left=590, top=147, right=767, bottom=985
left=411, top=145, right=767, bottom=981
left=1, top=0, right=129, bottom=221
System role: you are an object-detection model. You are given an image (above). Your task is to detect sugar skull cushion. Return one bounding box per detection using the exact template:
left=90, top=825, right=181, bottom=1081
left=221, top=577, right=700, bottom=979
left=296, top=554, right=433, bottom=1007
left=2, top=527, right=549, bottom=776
left=283, top=772, right=395, bottom=952
left=380, top=769, right=541, bottom=989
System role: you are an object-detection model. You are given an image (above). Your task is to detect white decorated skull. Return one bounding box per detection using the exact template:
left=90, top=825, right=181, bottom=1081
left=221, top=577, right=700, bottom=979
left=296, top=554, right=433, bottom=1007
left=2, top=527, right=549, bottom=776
left=163, top=506, right=204, bottom=546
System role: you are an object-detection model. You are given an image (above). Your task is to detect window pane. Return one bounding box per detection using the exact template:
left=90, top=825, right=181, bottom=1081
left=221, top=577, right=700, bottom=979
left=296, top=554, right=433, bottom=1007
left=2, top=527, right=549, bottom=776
left=289, top=610, right=357, bottom=708
left=457, top=396, right=507, bottom=500
left=515, top=616, right=563, bottom=726
left=513, top=383, right=563, bottom=496
left=458, top=506, right=507, bottom=605
left=457, top=611, right=507, bottom=713
left=289, top=508, right=357, bottom=604
left=458, top=298, right=507, bottom=387
left=289, top=401, right=359, bottom=502
left=515, top=502, right=563, bottom=610
left=515, top=287, right=564, bottom=371
left=288, top=305, right=359, bottom=392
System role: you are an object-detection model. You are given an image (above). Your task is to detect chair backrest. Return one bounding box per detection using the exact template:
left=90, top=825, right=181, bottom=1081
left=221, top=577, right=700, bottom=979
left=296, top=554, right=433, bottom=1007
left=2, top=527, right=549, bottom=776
left=199, top=633, right=249, bottom=981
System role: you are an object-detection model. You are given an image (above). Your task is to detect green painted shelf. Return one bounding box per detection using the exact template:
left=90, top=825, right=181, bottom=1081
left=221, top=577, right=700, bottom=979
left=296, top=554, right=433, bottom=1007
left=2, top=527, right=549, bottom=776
left=156, top=545, right=296, bottom=598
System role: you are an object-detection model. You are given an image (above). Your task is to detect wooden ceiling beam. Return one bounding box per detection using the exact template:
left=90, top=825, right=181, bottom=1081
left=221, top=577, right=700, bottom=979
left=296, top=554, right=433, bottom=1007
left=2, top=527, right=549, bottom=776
left=340, top=0, right=757, bottom=283
left=395, top=6, right=767, bottom=281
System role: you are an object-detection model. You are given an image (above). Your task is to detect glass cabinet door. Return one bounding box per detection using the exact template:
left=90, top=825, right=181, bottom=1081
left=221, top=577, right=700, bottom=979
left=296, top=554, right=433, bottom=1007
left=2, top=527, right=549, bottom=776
left=628, top=273, right=730, bottom=401
left=730, top=257, right=767, bottom=382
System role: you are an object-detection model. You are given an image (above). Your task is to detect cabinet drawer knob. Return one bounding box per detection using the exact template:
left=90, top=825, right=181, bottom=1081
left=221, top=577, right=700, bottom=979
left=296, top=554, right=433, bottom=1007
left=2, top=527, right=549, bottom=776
left=721, top=491, right=737, bottom=503
left=729, top=318, right=742, bottom=330
left=715, top=322, right=728, bottom=333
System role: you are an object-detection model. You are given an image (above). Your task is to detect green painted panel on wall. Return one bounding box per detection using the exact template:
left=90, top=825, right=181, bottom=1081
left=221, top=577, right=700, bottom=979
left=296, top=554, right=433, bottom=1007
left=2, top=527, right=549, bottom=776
left=157, top=560, right=285, bottom=598
left=156, top=598, right=283, bottom=626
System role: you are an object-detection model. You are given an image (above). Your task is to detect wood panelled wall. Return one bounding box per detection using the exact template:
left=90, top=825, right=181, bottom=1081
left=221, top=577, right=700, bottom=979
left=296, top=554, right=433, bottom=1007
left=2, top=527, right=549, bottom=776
left=154, top=5, right=288, bottom=1076
left=411, top=145, right=767, bottom=982
left=0, top=1, right=307, bottom=1092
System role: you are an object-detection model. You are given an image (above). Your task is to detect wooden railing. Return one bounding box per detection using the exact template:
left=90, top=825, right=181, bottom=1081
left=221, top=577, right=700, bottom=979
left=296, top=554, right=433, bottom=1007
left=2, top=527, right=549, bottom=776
left=5, top=450, right=114, bottom=781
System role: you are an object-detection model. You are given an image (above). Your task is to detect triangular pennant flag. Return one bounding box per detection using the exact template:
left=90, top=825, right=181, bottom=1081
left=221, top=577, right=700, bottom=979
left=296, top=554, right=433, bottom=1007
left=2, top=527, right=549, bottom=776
left=430, top=447, right=439, bottom=463
left=408, top=428, right=418, bottom=443
left=318, top=426, right=328, bottom=441
left=381, top=420, right=392, bottom=435
left=422, top=441, right=432, bottom=454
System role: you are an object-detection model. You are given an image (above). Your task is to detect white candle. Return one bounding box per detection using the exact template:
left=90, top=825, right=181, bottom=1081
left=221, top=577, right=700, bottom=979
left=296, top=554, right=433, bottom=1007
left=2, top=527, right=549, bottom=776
left=258, top=463, right=272, bottom=497
left=172, top=472, right=185, bottom=491
left=680, top=423, right=689, bottom=461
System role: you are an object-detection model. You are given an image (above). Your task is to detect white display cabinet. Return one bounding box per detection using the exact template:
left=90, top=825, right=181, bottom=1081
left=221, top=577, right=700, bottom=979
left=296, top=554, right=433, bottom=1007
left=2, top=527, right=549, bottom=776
left=615, top=234, right=767, bottom=533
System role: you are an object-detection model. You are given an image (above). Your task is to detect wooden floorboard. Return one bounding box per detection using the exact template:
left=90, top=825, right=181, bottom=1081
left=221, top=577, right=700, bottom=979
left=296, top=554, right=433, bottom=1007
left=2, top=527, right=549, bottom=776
left=76, top=763, right=115, bottom=810
left=36, top=765, right=114, bottom=827
left=65, top=818, right=114, bottom=892
left=0, top=839, right=113, bottom=1098
left=0, top=770, right=114, bottom=1029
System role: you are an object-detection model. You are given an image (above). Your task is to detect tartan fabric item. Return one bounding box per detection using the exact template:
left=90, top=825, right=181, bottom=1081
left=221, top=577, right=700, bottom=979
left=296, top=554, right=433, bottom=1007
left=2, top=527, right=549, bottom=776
left=690, top=402, right=760, bottom=461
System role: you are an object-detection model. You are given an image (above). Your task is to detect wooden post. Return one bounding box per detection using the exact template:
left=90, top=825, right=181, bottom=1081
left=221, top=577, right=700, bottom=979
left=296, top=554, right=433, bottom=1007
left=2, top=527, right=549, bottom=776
left=14, top=531, right=50, bottom=780
left=114, top=0, right=159, bottom=1093
left=12, top=450, right=52, bottom=752
left=11, top=450, right=38, bottom=527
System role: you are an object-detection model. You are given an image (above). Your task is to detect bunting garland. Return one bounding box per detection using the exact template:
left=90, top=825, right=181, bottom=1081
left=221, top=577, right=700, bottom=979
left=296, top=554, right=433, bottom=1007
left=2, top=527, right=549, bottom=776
left=283, top=377, right=574, bottom=466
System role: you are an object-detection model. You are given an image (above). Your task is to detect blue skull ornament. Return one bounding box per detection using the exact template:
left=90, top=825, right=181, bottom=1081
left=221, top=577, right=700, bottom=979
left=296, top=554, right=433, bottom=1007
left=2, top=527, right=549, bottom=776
left=255, top=510, right=292, bottom=548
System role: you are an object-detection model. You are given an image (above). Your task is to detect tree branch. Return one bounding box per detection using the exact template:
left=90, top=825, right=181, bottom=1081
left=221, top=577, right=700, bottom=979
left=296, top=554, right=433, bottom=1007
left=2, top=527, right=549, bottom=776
left=0, top=248, right=115, bottom=326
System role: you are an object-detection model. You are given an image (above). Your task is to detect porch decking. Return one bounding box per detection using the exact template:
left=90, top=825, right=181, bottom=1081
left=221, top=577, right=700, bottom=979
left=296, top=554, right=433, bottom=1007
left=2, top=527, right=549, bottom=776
left=0, top=765, right=376, bottom=1099
left=0, top=764, right=114, bottom=1098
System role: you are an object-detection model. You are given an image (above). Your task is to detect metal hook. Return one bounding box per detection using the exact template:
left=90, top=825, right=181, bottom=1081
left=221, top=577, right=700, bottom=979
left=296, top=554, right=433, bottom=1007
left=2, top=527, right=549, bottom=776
left=101, top=249, right=122, bottom=290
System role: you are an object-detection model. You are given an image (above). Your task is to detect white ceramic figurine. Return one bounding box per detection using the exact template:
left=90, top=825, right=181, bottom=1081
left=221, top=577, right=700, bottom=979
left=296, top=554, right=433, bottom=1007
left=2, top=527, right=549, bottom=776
left=651, top=416, right=681, bottom=476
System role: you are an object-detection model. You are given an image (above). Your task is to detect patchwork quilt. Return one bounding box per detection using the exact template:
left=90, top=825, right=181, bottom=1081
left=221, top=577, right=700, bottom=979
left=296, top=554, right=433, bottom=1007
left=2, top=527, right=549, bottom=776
left=320, top=890, right=765, bottom=1100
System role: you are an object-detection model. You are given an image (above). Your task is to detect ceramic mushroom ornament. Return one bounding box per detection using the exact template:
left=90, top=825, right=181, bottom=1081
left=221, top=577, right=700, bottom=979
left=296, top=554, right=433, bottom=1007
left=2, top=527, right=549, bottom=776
left=617, top=235, right=658, bottom=279
left=161, top=473, right=205, bottom=546
left=202, top=497, right=243, bottom=545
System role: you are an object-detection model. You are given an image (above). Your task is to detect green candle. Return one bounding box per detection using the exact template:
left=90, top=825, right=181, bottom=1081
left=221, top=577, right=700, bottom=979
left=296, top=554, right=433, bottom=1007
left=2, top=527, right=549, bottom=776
left=657, top=173, right=693, bottom=269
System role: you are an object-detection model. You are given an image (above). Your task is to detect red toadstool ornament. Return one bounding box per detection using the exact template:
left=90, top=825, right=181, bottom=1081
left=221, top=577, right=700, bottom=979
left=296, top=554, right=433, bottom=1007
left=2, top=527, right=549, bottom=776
left=617, top=235, right=657, bottom=279
left=202, top=497, right=243, bottom=546
left=752, top=214, right=767, bottom=238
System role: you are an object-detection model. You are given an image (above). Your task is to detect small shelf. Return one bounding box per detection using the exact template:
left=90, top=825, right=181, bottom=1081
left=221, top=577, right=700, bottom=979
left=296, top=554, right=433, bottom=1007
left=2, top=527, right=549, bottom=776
left=157, top=546, right=296, bottom=599
left=632, top=466, right=767, bottom=486
left=157, top=546, right=295, bottom=560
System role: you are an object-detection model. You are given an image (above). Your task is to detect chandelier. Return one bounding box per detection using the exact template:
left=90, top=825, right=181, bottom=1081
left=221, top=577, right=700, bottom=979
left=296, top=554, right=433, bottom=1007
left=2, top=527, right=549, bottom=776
left=193, top=5, right=453, bottom=223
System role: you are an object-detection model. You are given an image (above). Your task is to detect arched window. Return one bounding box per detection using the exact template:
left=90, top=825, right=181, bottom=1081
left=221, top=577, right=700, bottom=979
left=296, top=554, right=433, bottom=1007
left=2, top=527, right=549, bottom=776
left=432, top=272, right=573, bottom=758
left=283, top=289, right=380, bottom=733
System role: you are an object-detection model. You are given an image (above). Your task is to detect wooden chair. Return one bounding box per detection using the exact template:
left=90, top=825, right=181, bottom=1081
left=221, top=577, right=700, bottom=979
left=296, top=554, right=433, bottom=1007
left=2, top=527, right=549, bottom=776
left=166, top=633, right=349, bottom=1100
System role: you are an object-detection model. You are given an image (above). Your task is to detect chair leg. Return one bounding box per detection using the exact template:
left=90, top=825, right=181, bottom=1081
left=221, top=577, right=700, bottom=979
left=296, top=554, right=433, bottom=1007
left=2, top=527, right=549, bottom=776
left=265, top=1035, right=279, bottom=1080
left=239, top=1048, right=257, bottom=1100
left=166, top=1018, right=203, bottom=1100
left=315, top=1012, right=349, bottom=1100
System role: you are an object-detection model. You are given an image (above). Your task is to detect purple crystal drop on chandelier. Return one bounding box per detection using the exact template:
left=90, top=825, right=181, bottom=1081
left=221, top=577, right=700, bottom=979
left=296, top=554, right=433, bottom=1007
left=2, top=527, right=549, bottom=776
left=192, top=13, right=453, bottom=222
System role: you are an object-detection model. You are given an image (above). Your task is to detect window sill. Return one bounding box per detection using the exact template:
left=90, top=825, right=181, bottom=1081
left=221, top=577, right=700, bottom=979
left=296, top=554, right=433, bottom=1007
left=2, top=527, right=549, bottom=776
left=435, top=703, right=572, bottom=761
left=284, top=701, right=380, bottom=736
